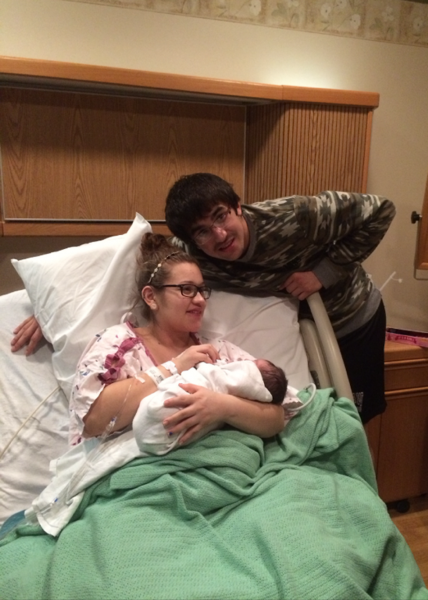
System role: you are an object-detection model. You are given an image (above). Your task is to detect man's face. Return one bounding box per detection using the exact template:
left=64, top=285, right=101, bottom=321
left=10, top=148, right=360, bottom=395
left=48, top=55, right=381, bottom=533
left=190, top=203, right=250, bottom=261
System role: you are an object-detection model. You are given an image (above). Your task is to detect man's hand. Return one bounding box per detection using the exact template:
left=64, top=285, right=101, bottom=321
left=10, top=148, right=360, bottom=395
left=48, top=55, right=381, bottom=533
left=11, top=316, right=44, bottom=355
left=279, top=271, right=322, bottom=300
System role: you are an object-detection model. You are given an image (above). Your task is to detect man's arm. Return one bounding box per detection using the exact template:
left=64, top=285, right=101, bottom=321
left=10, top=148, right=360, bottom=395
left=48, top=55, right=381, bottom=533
left=280, top=192, right=396, bottom=299
left=11, top=316, right=44, bottom=354
left=280, top=256, right=347, bottom=299
left=295, top=191, right=396, bottom=265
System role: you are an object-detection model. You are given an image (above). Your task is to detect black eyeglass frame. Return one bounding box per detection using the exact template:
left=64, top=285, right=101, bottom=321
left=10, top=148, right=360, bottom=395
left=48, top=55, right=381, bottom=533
left=153, top=284, right=212, bottom=300
left=192, top=208, right=232, bottom=245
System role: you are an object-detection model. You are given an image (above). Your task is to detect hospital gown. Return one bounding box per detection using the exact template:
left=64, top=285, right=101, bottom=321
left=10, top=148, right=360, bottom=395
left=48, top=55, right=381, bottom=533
left=69, top=319, right=255, bottom=445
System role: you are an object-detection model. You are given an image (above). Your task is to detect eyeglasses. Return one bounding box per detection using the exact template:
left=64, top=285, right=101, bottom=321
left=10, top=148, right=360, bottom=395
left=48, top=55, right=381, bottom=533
left=154, top=284, right=212, bottom=300
left=192, top=209, right=232, bottom=245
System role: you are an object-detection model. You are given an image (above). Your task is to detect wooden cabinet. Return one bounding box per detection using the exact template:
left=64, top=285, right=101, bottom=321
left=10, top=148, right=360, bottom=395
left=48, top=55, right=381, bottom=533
left=369, top=341, right=428, bottom=504
left=0, top=56, right=379, bottom=237
left=0, top=88, right=246, bottom=224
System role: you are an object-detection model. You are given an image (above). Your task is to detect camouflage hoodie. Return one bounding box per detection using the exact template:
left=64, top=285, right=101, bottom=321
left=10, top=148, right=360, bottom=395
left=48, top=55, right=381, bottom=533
left=175, top=191, right=396, bottom=333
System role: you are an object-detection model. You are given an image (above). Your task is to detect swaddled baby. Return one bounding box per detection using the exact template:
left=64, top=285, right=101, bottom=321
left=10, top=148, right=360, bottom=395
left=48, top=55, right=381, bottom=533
left=133, top=358, right=288, bottom=455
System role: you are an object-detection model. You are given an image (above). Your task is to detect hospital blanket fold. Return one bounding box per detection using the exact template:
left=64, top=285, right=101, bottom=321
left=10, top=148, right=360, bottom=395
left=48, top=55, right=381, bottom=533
left=0, top=391, right=427, bottom=600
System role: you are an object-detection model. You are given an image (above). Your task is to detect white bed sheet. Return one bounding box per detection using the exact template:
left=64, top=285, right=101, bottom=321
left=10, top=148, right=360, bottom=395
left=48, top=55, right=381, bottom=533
left=0, top=290, right=69, bottom=525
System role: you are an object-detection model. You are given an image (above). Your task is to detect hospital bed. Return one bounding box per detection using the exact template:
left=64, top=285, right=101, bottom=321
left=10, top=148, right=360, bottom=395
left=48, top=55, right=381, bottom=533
left=0, top=214, right=426, bottom=599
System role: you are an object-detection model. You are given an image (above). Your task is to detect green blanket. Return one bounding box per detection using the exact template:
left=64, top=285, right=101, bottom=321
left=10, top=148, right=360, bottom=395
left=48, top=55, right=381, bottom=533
left=1, top=389, right=427, bottom=600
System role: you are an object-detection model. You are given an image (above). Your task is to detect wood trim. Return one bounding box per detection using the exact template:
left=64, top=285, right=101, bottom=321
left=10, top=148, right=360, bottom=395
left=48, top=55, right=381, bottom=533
left=0, top=57, right=282, bottom=102
left=1, top=221, right=171, bottom=237
left=0, top=57, right=379, bottom=108
left=385, top=386, right=428, bottom=398
left=385, top=358, right=428, bottom=369
left=384, top=340, right=428, bottom=361
left=364, top=415, right=381, bottom=470
left=280, top=84, right=379, bottom=108
left=414, top=168, right=428, bottom=270
left=361, top=110, right=373, bottom=193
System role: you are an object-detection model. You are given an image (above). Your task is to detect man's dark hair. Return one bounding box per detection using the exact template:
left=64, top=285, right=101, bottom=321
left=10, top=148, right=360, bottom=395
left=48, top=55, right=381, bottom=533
left=165, top=173, right=240, bottom=244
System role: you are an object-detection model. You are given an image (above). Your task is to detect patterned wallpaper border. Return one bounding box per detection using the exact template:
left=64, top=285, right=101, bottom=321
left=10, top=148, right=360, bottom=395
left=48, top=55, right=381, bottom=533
left=63, top=0, right=428, bottom=47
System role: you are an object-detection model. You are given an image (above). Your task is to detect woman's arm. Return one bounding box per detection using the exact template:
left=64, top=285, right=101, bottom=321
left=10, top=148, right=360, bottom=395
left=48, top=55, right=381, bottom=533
left=82, top=344, right=220, bottom=438
left=83, top=374, right=162, bottom=438
left=162, top=384, right=285, bottom=444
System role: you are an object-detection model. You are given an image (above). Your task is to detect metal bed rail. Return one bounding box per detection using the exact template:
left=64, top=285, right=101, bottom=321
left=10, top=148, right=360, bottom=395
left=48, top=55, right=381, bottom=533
left=300, top=292, right=353, bottom=401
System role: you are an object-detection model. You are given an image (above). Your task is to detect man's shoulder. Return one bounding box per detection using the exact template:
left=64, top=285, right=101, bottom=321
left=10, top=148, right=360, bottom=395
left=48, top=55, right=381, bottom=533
left=170, top=236, right=186, bottom=250
left=244, top=191, right=384, bottom=219
left=244, top=196, right=297, bottom=213
left=242, top=194, right=327, bottom=219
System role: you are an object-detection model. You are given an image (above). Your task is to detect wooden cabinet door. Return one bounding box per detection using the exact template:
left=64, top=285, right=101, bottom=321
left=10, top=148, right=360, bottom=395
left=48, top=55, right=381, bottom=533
left=0, top=88, right=245, bottom=222
left=245, top=102, right=373, bottom=202
left=377, top=343, right=428, bottom=503
left=377, top=389, right=428, bottom=503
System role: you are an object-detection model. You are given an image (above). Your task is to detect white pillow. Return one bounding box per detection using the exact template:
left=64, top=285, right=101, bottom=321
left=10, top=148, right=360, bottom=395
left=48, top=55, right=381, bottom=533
left=12, top=213, right=152, bottom=399
left=201, top=291, right=311, bottom=390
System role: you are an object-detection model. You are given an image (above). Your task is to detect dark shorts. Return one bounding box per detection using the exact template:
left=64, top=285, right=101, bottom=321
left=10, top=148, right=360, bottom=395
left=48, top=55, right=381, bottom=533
left=337, top=301, right=386, bottom=424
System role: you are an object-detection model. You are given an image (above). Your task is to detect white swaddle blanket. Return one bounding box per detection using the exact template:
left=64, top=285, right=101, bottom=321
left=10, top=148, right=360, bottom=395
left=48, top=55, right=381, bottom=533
left=25, top=360, right=280, bottom=536
left=133, top=359, right=272, bottom=455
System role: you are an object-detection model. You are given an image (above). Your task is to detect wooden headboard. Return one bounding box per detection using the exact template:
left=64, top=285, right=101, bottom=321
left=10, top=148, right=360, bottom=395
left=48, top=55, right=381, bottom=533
left=0, top=57, right=379, bottom=237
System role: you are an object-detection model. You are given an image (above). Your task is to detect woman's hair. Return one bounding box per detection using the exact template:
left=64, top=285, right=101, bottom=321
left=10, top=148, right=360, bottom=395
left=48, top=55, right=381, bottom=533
left=136, top=232, right=200, bottom=320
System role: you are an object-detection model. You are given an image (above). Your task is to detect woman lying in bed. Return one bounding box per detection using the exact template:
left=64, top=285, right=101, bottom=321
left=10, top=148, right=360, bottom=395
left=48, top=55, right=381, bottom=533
left=69, top=232, right=285, bottom=448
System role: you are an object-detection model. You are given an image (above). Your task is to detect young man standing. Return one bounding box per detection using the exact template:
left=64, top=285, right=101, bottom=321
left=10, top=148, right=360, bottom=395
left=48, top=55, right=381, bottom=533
left=165, top=172, right=396, bottom=425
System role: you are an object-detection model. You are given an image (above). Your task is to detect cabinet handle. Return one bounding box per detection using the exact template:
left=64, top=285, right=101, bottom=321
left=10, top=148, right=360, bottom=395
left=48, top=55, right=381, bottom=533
left=411, top=211, right=422, bottom=224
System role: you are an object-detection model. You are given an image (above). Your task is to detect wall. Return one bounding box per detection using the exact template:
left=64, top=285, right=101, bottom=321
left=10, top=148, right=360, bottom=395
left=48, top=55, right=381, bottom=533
left=1, top=0, right=428, bottom=330
left=62, top=0, right=428, bottom=48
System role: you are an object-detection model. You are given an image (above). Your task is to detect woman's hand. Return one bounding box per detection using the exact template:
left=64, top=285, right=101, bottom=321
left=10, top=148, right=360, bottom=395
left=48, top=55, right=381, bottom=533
left=82, top=345, right=218, bottom=439
left=163, top=383, right=227, bottom=445
left=163, top=383, right=285, bottom=445
left=11, top=316, right=44, bottom=355
left=173, top=344, right=220, bottom=374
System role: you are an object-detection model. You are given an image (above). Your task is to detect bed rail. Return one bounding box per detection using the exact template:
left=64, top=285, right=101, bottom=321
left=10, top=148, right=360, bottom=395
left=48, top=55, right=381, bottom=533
left=300, top=292, right=353, bottom=400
